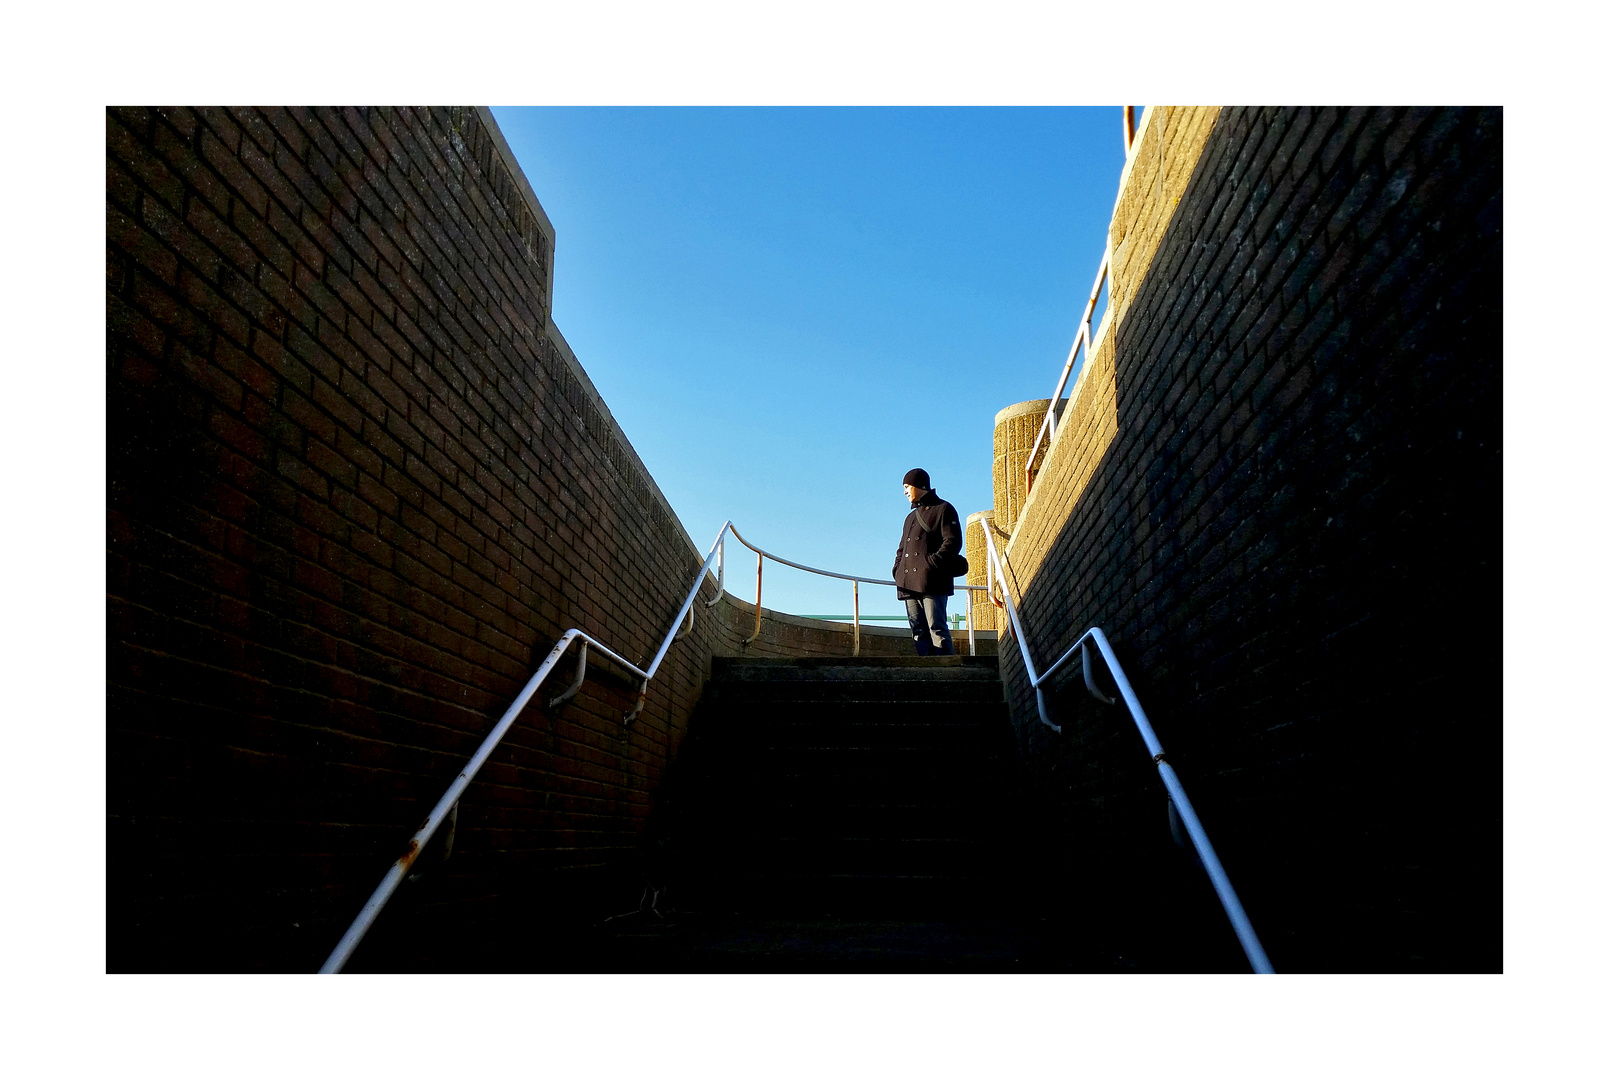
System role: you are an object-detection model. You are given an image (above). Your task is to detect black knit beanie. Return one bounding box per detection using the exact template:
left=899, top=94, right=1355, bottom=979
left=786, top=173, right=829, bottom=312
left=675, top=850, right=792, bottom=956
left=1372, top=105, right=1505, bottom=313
left=902, top=468, right=930, bottom=490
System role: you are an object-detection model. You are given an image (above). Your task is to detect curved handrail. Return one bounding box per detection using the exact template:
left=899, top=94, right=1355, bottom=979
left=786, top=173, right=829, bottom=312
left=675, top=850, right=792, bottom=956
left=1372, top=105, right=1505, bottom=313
left=714, top=523, right=984, bottom=655
left=729, top=524, right=892, bottom=585
left=722, top=522, right=984, bottom=593
left=980, top=525, right=1275, bottom=974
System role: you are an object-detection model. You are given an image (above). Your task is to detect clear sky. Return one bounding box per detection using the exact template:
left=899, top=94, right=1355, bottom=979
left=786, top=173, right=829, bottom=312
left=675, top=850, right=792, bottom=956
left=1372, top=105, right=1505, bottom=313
left=490, top=107, right=1129, bottom=623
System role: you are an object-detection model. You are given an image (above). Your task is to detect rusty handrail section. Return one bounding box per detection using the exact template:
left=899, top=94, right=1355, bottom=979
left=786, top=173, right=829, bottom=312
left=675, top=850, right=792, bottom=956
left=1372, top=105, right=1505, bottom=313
left=319, top=523, right=731, bottom=973
left=316, top=630, right=646, bottom=973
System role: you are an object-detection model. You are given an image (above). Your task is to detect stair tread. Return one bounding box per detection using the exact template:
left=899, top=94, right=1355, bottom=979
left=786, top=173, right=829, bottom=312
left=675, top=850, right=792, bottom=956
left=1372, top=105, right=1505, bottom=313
left=663, top=655, right=1026, bottom=918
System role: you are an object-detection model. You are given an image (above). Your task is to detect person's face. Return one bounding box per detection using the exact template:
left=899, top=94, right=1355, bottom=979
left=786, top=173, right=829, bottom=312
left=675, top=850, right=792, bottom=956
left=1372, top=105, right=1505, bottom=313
left=903, top=483, right=926, bottom=503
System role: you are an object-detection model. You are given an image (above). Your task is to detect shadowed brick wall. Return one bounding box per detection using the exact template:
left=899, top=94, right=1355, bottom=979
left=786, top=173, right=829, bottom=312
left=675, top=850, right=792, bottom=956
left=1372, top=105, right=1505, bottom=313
left=994, top=107, right=1501, bottom=972
left=105, top=106, right=911, bottom=973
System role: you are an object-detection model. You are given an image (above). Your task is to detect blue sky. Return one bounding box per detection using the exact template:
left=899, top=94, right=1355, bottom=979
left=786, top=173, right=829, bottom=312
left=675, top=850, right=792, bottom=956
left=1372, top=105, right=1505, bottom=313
left=491, top=107, right=1129, bottom=623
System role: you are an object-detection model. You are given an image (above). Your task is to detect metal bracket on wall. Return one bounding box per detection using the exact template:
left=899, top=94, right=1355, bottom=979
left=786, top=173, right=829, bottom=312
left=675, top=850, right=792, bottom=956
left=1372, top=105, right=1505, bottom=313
left=673, top=602, right=695, bottom=643
left=443, top=801, right=458, bottom=860
left=548, top=640, right=588, bottom=708
left=1082, top=643, right=1117, bottom=705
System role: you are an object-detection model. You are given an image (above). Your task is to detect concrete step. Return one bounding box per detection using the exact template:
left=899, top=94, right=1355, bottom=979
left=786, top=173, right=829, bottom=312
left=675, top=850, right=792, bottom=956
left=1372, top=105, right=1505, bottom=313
left=715, top=656, right=1001, bottom=681
left=705, top=685, right=1006, bottom=708
left=694, top=738, right=1007, bottom=760
left=678, top=753, right=1009, bottom=795
left=681, top=719, right=1014, bottom=753
left=674, top=799, right=1006, bottom=838
left=348, top=912, right=1098, bottom=973
left=669, top=869, right=1022, bottom=919
left=683, top=834, right=993, bottom=870
left=657, top=653, right=1026, bottom=919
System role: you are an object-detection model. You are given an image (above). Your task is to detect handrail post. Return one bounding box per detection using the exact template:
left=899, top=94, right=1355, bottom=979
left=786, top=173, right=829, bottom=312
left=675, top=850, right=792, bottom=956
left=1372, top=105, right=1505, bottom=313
left=705, top=534, right=725, bottom=608
left=852, top=579, right=860, bottom=657
left=548, top=639, right=588, bottom=707
left=1081, top=641, right=1115, bottom=705
left=741, top=550, right=763, bottom=646
left=672, top=602, right=694, bottom=642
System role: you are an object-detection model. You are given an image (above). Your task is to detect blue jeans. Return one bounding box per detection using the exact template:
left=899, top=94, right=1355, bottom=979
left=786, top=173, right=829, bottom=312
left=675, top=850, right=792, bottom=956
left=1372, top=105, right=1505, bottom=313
left=905, top=596, right=953, bottom=656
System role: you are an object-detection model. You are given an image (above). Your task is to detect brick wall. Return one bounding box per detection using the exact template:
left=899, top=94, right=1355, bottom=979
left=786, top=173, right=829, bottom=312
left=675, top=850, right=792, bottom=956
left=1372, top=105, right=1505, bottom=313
left=993, top=107, right=1501, bottom=971
left=105, top=106, right=922, bottom=972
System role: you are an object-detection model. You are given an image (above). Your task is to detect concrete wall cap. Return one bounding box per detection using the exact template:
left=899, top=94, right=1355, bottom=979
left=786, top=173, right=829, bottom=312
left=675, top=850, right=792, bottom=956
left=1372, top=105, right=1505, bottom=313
left=718, top=593, right=912, bottom=638
left=474, top=107, right=556, bottom=248
left=994, top=399, right=1053, bottom=426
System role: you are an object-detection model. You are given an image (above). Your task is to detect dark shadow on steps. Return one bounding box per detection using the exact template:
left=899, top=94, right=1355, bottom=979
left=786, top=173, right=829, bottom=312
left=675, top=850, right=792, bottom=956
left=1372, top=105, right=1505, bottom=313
left=340, top=655, right=1246, bottom=973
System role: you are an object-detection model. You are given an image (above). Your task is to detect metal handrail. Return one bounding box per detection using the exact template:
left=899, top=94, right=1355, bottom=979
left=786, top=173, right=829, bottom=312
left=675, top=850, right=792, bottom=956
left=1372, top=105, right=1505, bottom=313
left=712, top=522, right=984, bottom=658
left=320, top=519, right=982, bottom=971
left=979, top=524, right=1275, bottom=973
left=319, top=520, right=734, bottom=973
left=1024, top=243, right=1110, bottom=492
left=1023, top=107, right=1150, bottom=493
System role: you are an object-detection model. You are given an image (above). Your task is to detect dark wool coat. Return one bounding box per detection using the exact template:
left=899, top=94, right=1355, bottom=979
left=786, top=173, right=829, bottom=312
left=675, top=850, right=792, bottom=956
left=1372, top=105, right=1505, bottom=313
left=892, top=489, right=962, bottom=599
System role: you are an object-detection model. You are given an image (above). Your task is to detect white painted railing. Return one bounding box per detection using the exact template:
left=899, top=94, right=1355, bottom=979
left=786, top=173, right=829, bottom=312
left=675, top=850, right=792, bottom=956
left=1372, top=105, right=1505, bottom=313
left=980, top=522, right=1275, bottom=973
left=710, top=522, right=984, bottom=658
left=1023, top=106, right=1147, bottom=492
left=1023, top=244, right=1109, bottom=492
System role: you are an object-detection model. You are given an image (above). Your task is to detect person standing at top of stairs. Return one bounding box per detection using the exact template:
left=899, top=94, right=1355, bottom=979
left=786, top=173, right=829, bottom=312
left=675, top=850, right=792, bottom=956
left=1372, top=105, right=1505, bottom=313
left=894, top=468, right=963, bottom=656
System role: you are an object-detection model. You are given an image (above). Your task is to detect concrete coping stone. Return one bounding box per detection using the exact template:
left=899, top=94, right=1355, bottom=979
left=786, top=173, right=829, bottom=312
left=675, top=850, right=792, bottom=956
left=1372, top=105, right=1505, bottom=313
left=994, top=398, right=1053, bottom=426
left=715, top=656, right=1001, bottom=671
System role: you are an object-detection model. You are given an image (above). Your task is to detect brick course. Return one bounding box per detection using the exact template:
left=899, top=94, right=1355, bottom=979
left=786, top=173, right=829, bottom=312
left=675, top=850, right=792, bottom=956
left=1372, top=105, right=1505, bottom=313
left=992, top=107, right=1500, bottom=971
left=106, top=106, right=919, bottom=972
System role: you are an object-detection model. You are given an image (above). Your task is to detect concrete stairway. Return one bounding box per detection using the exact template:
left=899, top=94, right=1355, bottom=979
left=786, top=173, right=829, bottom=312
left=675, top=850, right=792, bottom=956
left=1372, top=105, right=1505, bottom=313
left=336, top=654, right=1238, bottom=971
left=654, top=655, right=1028, bottom=918
left=339, top=654, right=1155, bottom=971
